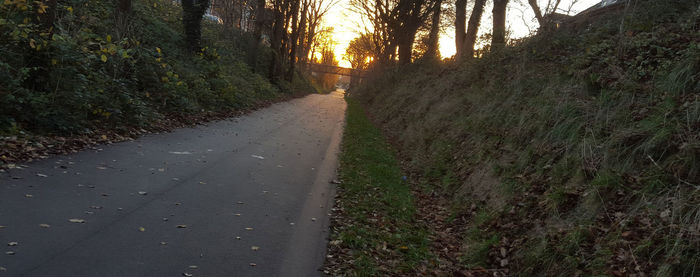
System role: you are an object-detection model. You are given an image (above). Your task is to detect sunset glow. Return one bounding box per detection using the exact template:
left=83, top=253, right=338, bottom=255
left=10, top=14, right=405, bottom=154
left=324, top=0, right=600, bottom=68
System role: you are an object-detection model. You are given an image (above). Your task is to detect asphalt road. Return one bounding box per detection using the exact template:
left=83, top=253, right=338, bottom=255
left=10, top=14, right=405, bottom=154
left=0, top=90, right=346, bottom=276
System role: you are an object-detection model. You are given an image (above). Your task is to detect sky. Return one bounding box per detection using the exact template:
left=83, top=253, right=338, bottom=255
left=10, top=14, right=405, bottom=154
left=323, top=0, right=601, bottom=68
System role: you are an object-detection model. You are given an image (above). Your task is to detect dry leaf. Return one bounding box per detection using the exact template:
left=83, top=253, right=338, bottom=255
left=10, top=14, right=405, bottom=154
left=160, top=241, right=168, bottom=245
left=182, top=273, right=193, bottom=277
left=68, top=218, right=86, bottom=223
left=138, top=227, right=145, bottom=232
left=138, top=191, right=148, bottom=195
left=251, top=246, right=259, bottom=251
left=176, top=225, right=187, bottom=228
left=5, top=251, right=15, bottom=255
left=36, top=173, right=48, bottom=177
left=25, top=194, right=33, bottom=198
left=39, top=224, right=51, bottom=228
left=249, top=263, right=257, bottom=267
left=188, top=265, right=198, bottom=269
left=235, top=236, right=241, bottom=240
left=245, top=227, right=253, bottom=231
left=7, top=242, right=18, bottom=246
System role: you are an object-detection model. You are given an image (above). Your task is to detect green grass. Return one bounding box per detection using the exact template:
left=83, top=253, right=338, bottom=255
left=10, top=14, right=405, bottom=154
left=328, top=97, right=430, bottom=275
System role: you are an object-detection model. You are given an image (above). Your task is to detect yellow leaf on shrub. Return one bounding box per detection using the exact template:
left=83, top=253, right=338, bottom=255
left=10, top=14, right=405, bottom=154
left=101, top=54, right=107, bottom=62
left=66, top=6, right=73, bottom=13
left=51, top=59, right=57, bottom=65
left=29, top=39, right=36, bottom=49
left=106, top=35, right=111, bottom=42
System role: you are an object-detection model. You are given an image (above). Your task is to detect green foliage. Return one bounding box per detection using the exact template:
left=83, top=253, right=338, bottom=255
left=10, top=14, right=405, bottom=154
left=0, top=0, right=294, bottom=135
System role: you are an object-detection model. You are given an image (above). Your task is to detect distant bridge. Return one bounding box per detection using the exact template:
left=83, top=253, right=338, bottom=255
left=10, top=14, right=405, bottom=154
left=303, top=63, right=368, bottom=78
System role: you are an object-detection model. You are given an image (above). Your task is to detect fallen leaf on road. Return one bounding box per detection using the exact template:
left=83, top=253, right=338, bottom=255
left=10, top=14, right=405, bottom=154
left=175, top=202, right=181, bottom=205
left=236, top=201, right=244, bottom=204
left=251, top=155, right=265, bottom=160
left=249, top=263, right=256, bottom=267
left=138, top=191, right=148, bottom=195
left=5, top=251, right=15, bottom=255
left=158, top=168, right=165, bottom=172
left=169, top=151, right=192, bottom=155
left=198, top=181, right=206, bottom=184
left=90, top=206, right=102, bottom=209
left=39, top=224, right=50, bottom=228
left=36, top=173, right=47, bottom=177
left=25, top=194, right=33, bottom=198
left=0, top=266, right=6, bottom=271
left=97, top=166, right=107, bottom=170
left=101, top=193, right=110, bottom=197
left=138, top=227, right=145, bottom=232
left=160, top=242, right=168, bottom=245
left=182, top=273, right=193, bottom=277
left=330, top=179, right=341, bottom=184
left=245, top=227, right=253, bottom=231
left=69, top=218, right=86, bottom=223
left=188, top=265, right=198, bottom=269
left=251, top=246, right=259, bottom=251
left=176, top=225, right=187, bottom=228
left=7, top=242, right=17, bottom=246
left=235, top=236, right=241, bottom=240
left=311, top=217, right=317, bottom=222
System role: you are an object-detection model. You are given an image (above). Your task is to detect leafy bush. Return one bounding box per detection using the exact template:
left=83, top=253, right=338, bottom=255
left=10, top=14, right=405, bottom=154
left=0, top=0, right=299, bottom=135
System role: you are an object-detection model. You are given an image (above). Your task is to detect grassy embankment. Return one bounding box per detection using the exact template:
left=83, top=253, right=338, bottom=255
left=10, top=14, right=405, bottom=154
left=338, top=0, right=699, bottom=276
left=324, top=98, right=431, bottom=276
left=0, top=0, right=322, bottom=164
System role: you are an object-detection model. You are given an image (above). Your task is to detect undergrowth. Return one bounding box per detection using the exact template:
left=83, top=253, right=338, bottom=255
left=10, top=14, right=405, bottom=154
left=355, top=0, right=699, bottom=275
left=0, top=0, right=317, bottom=136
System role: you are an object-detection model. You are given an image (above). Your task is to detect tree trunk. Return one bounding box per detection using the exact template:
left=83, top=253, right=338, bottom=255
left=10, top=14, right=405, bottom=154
left=527, top=0, right=544, bottom=26
left=248, top=0, right=266, bottom=72
left=425, top=0, right=442, bottom=60
left=463, top=0, right=486, bottom=59
left=286, top=0, right=301, bottom=81
left=269, top=0, right=286, bottom=79
left=455, top=0, right=466, bottom=58
left=182, top=0, right=211, bottom=52
left=491, top=0, right=508, bottom=50
left=296, top=2, right=308, bottom=70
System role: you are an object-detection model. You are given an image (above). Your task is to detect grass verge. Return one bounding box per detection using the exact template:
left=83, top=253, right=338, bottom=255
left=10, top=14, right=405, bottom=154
left=324, top=97, right=431, bottom=276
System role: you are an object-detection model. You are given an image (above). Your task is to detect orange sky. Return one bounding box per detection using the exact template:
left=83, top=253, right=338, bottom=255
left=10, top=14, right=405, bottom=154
left=324, top=0, right=600, bottom=68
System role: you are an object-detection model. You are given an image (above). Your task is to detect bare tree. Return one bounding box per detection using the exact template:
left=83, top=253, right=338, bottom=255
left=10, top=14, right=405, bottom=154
left=287, top=0, right=302, bottom=81
left=425, top=0, right=443, bottom=59
left=491, top=0, right=509, bottom=50
left=455, top=0, right=466, bottom=57
left=462, top=0, right=486, bottom=58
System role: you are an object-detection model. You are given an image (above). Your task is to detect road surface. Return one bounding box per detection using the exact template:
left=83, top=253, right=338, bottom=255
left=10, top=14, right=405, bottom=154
left=0, top=90, right=346, bottom=276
